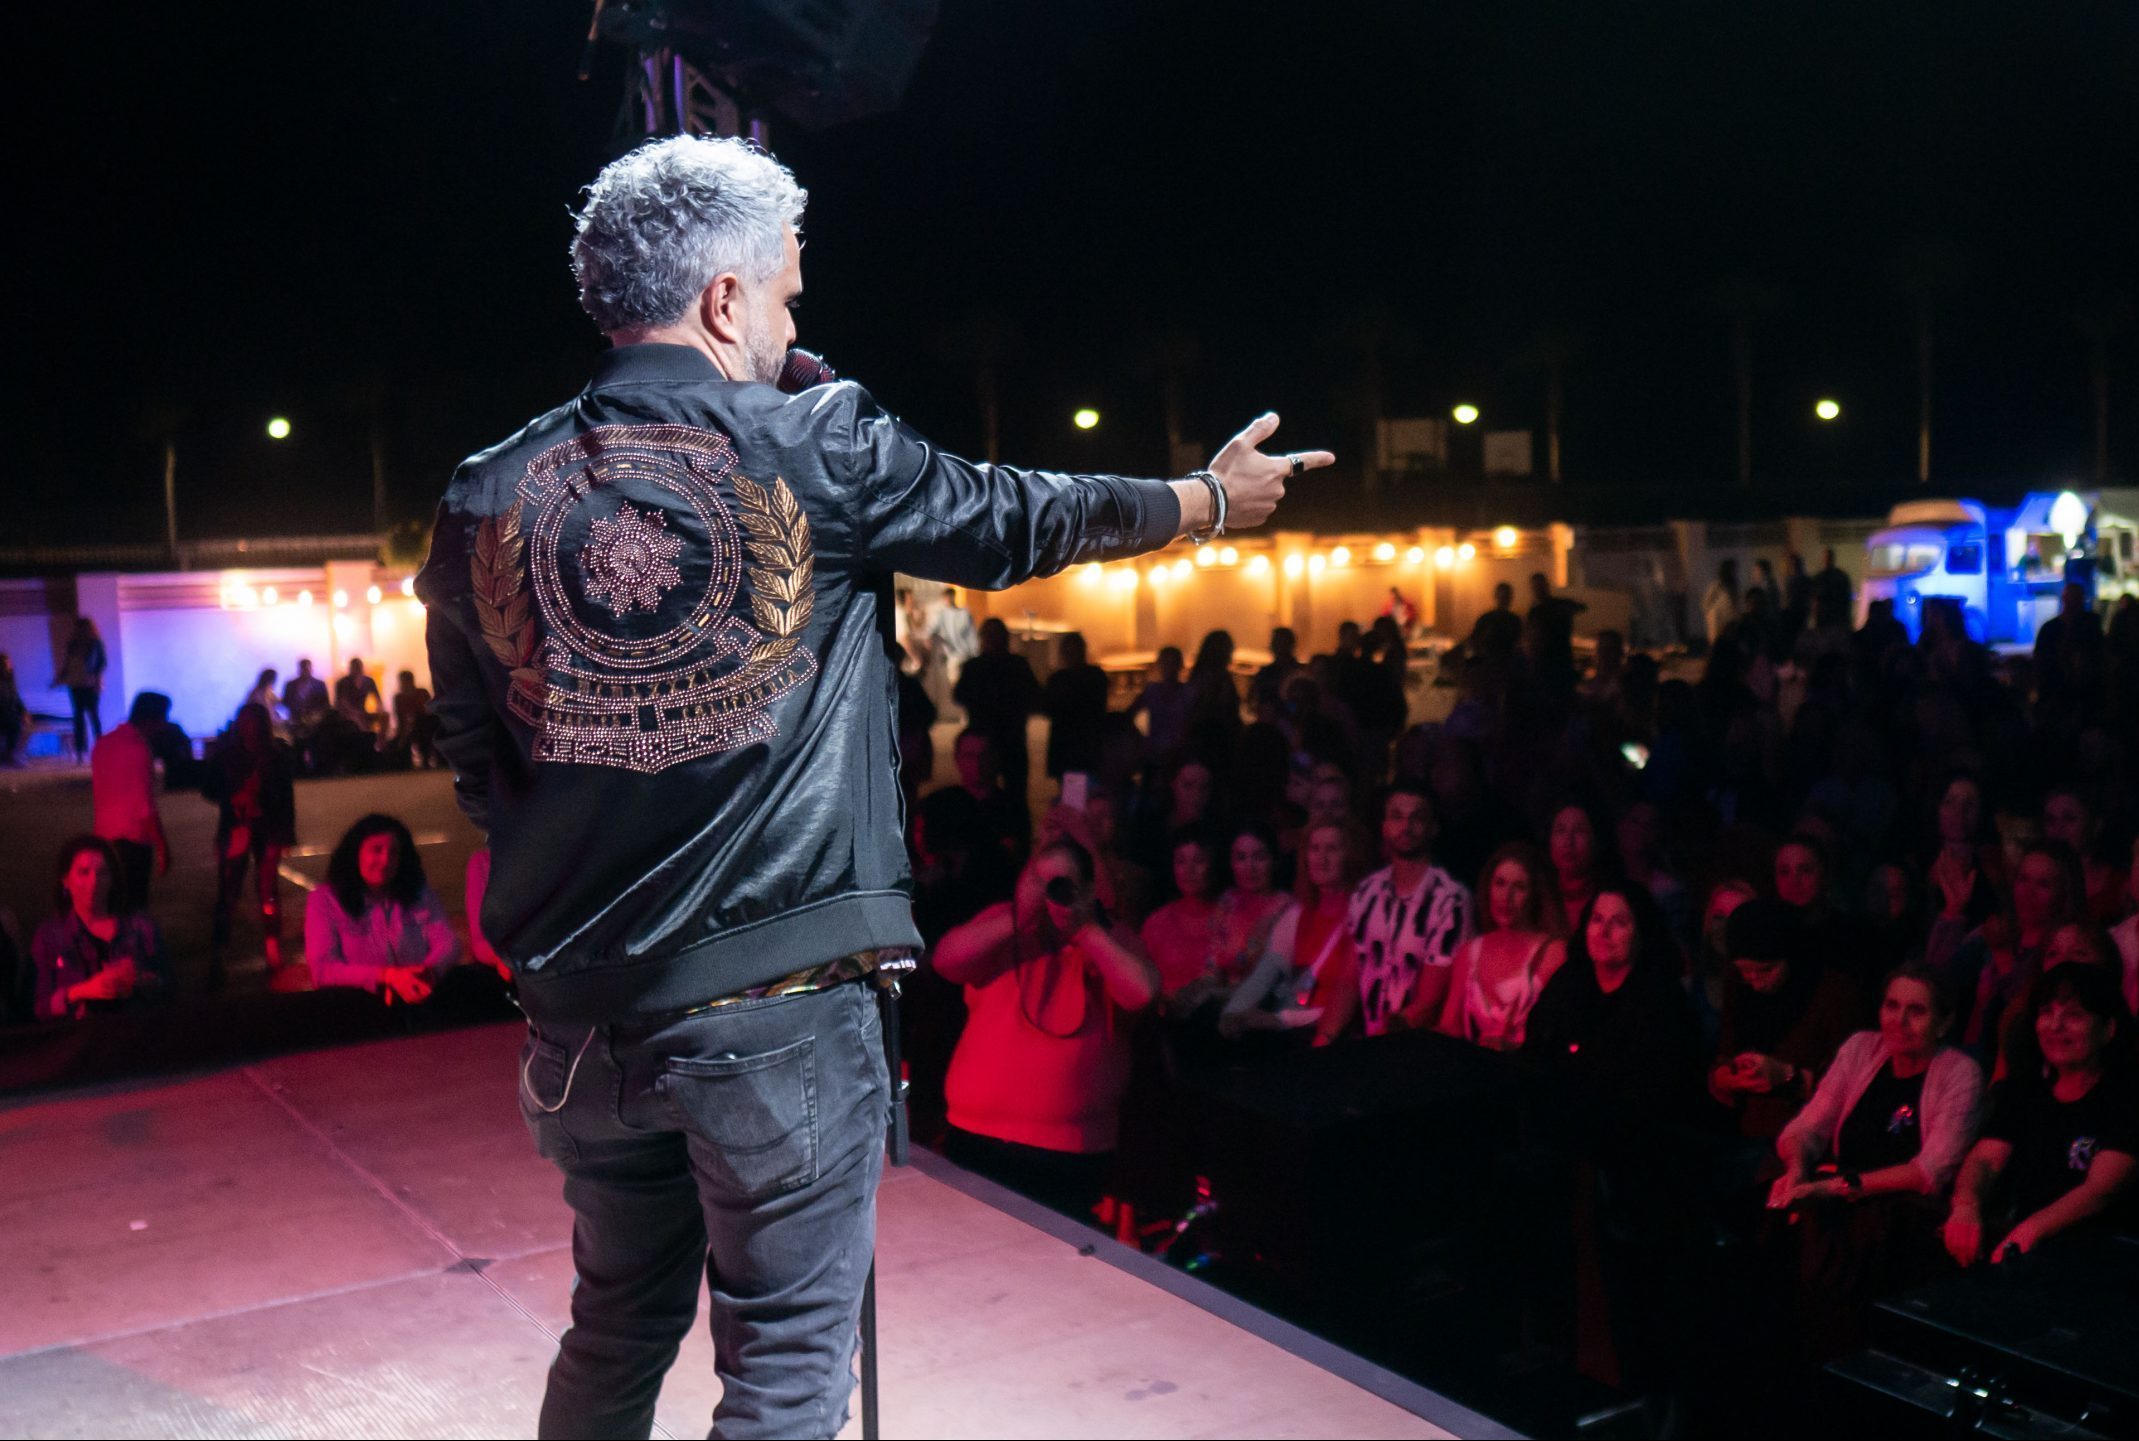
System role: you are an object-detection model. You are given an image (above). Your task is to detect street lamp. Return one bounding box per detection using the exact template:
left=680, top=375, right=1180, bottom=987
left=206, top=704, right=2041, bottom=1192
left=1814, top=398, right=1841, bottom=422
left=1451, top=404, right=1480, bottom=426
left=1072, top=408, right=1100, bottom=431
left=266, top=416, right=292, bottom=440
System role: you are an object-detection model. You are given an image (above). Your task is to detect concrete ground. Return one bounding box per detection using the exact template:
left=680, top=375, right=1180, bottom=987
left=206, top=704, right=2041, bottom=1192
left=0, top=1023, right=1468, bottom=1440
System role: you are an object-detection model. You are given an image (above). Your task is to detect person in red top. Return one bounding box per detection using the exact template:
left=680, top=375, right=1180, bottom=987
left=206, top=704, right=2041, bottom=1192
left=936, top=838, right=1159, bottom=1217
left=91, top=693, right=173, bottom=913
left=1138, top=827, right=1224, bottom=1001
left=1220, top=820, right=1362, bottom=1046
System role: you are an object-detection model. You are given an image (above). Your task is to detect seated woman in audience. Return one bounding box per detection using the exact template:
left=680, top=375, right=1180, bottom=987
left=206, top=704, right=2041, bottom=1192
left=1167, top=822, right=1297, bottom=1018
left=1862, top=859, right=1922, bottom=961
left=1943, top=963, right=2135, bottom=1266
left=31, top=835, right=170, bottom=1021
left=937, top=839, right=1159, bottom=1218
left=1616, top=800, right=1690, bottom=944
left=1524, top=884, right=1703, bottom=1141
left=1773, top=832, right=1883, bottom=998
left=1932, top=841, right=2084, bottom=1064
left=1146, top=820, right=1291, bottom=1021
left=304, top=813, right=460, bottom=1002
left=1415, top=841, right=1563, bottom=1048
left=1544, top=801, right=1606, bottom=932
left=1138, top=827, right=1223, bottom=1002
left=1689, top=877, right=1759, bottom=1046
left=1923, top=773, right=2005, bottom=934
left=1129, top=756, right=1218, bottom=878
left=1708, top=898, right=1862, bottom=1144
left=1220, top=820, right=1361, bottom=1046
left=1521, top=884, right=1704, bottom=1391
left=2040, top=785, right=2125, bottom=927
left=1771, top=963, right=1982, bottom=1205
left=2042, top=920, right=2121, bottom=975
left=1769, top=963, right=1984, bottom=1350
left=1213, top=822, right=1297, bottom=970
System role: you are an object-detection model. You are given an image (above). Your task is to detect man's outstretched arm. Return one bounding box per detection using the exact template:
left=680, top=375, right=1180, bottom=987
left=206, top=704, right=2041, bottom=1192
left=836, top=389, right=1331, bottom=586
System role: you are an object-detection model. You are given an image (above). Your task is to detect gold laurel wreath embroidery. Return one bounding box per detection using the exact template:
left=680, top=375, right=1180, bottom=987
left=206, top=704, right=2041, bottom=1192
left=732, top=475, right=814, bottom=662
left=471, top=501, right=545, bottom=702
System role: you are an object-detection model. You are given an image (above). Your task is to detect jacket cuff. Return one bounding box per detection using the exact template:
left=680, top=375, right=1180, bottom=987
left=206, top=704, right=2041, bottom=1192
left=1116, top=476, right=1181, bottom=552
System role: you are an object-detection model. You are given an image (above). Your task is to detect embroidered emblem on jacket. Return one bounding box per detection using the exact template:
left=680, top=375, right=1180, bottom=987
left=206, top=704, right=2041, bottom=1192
left=472, top=422, right=818, bottom=774
left=581, top=502, right=685, bottom=616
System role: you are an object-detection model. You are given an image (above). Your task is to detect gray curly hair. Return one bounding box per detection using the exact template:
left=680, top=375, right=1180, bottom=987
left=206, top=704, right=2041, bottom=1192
left=571, top=136, right=807, bottom=335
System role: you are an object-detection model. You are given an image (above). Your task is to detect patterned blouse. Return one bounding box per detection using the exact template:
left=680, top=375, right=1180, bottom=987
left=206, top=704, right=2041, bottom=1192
left=1347, top=862, right=1473, bottom=1036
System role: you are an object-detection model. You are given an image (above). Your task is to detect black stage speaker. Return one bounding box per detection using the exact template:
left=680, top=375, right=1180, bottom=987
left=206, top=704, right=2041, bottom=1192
left=1822, top=1231, right=2139, bottom=1437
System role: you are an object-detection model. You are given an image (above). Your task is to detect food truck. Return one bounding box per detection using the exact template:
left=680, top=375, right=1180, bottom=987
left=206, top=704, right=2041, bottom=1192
left=1858, top=490, right=2138, bottom=644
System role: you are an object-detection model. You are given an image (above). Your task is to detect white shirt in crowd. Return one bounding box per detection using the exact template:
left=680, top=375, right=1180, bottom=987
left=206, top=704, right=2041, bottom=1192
left=1347, top=861, right=1472, bottom=1036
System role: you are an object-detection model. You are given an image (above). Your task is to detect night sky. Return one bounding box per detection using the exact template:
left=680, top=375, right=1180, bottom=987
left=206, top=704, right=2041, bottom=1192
left=18, top=0, right=2138, bottom=546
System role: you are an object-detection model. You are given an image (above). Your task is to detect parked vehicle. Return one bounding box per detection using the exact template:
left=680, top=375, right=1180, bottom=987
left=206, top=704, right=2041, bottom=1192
left=1859, top=490, right=2137, bottom=644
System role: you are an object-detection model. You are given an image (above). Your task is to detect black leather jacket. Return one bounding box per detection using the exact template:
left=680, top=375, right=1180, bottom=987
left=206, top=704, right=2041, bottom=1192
left=417, top=344, right=1181, bottom=1024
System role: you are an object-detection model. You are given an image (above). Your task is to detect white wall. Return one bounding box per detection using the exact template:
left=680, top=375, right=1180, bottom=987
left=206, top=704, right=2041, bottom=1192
left=120, top=601, right=335, bottom=738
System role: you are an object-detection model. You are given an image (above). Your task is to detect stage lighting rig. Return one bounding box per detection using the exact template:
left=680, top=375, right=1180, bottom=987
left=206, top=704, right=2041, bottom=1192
left=581, top=0, right=938, bottom=146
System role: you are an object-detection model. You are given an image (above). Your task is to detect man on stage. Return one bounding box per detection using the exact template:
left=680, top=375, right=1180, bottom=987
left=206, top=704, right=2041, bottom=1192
left=417, top=134, right=1329, bottom=1439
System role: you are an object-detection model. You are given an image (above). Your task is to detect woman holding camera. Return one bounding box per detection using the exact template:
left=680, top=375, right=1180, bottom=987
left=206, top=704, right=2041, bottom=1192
left=935, top=839, right=1160, bottom=1218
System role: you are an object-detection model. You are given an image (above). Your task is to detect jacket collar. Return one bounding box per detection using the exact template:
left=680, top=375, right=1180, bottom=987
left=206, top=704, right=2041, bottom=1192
left=587, top=343, right=726, bottom=390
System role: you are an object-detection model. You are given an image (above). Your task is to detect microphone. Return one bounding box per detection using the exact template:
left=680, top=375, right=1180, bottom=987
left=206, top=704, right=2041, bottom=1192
left=777, top=348, right=838, bottom=393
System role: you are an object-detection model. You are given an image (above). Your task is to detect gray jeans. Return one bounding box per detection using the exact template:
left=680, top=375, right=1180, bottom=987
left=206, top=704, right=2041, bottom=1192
left=518, top=981, right=887, bottom=1440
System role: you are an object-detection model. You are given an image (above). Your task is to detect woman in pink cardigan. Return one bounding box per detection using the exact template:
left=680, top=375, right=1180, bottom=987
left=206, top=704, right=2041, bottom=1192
left=304, top=814, right=461, bottom=1003
left=1768, top=961, right=1984, bottom=1354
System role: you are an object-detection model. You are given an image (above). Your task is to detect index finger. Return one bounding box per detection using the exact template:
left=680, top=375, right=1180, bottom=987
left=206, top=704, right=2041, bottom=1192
left=1284, top=450, right=1338, bottom=471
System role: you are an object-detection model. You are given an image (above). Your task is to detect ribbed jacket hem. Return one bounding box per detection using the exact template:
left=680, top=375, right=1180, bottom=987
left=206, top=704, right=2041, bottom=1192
left=514, top=890, right=923, bottom=1026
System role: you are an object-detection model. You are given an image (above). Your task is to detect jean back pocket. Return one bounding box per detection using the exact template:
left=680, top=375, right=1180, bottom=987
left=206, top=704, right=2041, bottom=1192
left=658, top=1036, right=819, bottom=1201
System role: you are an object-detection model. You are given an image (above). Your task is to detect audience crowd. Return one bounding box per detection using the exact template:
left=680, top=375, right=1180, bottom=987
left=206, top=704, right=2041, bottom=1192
left=898, top=569, right=2139, bottom=1405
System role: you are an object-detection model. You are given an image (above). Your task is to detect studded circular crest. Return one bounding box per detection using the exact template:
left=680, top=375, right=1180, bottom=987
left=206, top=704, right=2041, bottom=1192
left=489, top=422, right=818, bottom=773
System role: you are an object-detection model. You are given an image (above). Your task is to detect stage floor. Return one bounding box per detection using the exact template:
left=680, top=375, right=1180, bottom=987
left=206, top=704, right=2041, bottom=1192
left=0, top=1023, right=1495, bottom=1439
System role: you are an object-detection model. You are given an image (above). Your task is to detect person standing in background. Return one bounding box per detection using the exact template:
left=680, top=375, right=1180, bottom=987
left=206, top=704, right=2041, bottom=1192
left=1128, top=645, right=1193, bottom=772
left=202, top=703, right=297, bottom=986
left=927, top=585, right=981, bottom=709
left=243, top=668, right=283, bottom=727
left=1703, top=559, right=1742, bottom=648
left=0, top=652, right=27, bottom=766
left=389, top=669, right=440, bottom=769
left=91, top=693, right=173, bottom=914
left=1041, top=631, right=1109, bottom=782
left=956, top=617, right=1043, bottom=801
left=282, top=658, right=329, bottom=728
left=336, top=658, right=386, bottom=736
left=53, top=616, right=106, bottom=760
left=1813, top=548, right=1854, bottom=631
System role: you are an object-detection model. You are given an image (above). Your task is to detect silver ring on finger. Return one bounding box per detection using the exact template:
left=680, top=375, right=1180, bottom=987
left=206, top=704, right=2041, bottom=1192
left=1287, top=453, right=1304, bottom=478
